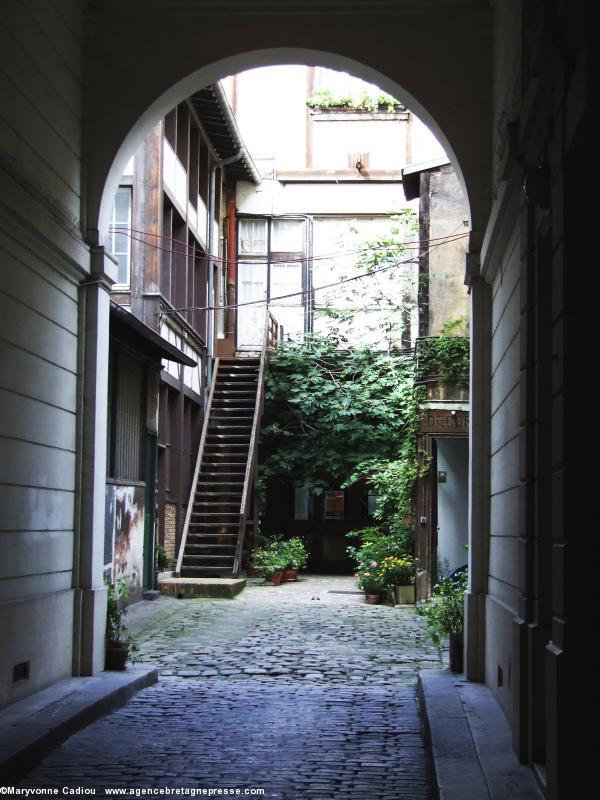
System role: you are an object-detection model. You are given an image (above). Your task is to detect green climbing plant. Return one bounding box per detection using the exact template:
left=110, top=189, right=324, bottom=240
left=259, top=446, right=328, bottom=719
left=416, top=317, right=470, bottom=387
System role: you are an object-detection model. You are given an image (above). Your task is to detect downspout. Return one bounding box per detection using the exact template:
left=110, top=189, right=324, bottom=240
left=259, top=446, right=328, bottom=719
left=227, top=195, right=237, bottom=341
left=206, top=150, right=243, bottom=390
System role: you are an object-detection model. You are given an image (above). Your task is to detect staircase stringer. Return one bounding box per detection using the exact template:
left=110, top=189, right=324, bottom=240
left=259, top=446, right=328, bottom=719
left=233, top=312, right=279, bottom=576
left=175, top=356, right=221, bottom=576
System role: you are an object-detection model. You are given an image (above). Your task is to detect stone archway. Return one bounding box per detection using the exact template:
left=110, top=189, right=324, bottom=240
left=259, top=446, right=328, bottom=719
left=84, top=6, right=492, bottom=245
left=79, top=0, right=491, bottom=698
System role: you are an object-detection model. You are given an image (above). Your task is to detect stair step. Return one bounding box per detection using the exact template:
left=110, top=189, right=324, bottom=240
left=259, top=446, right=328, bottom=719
left=210, top=409, right=254, bottom=415
left=194, top=505, right=241, bottom=510
left=197, top=482, right=245, bottom=488
left=180, top=567, right=235, bottom=577
left=193, top=514, right=240, bottom=519
left=183, top=554, right=234, bottom=562
left=187, top=533, right=238, bottom=541
left=189, top=521, right=239, bottom=527
left=215, top=380, right=258, bottom=386
left=206, top=433, right=251, bottom=439
left=201, top=461, right=246, bottom=466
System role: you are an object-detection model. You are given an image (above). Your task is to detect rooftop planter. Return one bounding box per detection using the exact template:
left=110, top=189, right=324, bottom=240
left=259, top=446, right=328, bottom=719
left=306, top=89, right=404, bottom=114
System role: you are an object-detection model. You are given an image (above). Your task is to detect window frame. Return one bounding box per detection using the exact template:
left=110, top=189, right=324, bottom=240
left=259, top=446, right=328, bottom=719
left=108, top=185, right=132, bottom=287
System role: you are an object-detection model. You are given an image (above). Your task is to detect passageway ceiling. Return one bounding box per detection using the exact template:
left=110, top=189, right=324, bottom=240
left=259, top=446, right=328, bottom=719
left=85, top=0, right=492, bottom=266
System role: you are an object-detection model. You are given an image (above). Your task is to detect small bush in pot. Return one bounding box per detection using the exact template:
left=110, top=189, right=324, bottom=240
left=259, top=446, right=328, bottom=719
left=416, top=568, right=467, bottom=671
left=355, top=562, right=386, bottom=603
left=250, top=545, right=287, bottom=585
left=280, top=537, right=309, bottom=580
left=105, top=578, right=135, bottom=670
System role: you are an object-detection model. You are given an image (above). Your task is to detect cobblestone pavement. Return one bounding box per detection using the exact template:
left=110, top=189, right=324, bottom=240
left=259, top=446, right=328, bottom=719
left=20, top=576, right=442, bottom=799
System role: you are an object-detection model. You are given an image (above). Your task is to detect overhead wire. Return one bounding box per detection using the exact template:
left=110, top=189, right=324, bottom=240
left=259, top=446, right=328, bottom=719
left=157, top=232, right=469, bottom=316
left=118, top=225, right=469, bottom=266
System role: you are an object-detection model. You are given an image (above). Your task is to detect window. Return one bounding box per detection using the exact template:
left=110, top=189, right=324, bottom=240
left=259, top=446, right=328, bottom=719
left=108, top=186, right=132, bottom=285
left=324, top=490, right=345, bottom=520
left=237, top=216, right=308, bottom=349
left=367, top=491, right=381, bottom=517
left=272, top=218, right=304, bottom=252
left=294, top=487, right=311, bottom=521
left=239, top=219, right=267, bottom=255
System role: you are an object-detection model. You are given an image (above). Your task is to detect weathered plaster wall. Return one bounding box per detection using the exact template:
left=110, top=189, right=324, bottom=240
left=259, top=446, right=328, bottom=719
left=105, top=484, right=146, bottom=603
left=427, top=166, right=469, bottom=335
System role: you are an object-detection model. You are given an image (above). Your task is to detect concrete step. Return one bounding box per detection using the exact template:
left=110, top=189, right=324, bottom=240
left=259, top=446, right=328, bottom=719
left=419, top=670, right=544, bottom=800
left=159, top=577, right=245, bottom=598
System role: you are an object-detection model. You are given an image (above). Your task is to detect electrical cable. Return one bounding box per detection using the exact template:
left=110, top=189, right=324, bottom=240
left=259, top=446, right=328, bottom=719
left=157, top=233, right=469, bottom=316
left=118, top=225, right=469, bottom=266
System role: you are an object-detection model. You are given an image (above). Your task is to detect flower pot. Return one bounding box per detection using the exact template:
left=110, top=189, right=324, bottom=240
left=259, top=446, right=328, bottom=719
left=246, top=564, right=258, bottom=577
left=283, top=567, right=298, bottom=582
left=394, top=584, right=415, bottom=605
left=105, top=643, right=129, bottom=671
left=449, top=632, right=464, bottom=673
left=267, top=569, right=284, bottom=585
left=365, top=592, right=383, bottom=604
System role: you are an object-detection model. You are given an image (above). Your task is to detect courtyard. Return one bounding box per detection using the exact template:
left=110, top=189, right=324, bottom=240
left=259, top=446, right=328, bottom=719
left=20, top=577, right=441, bottom=798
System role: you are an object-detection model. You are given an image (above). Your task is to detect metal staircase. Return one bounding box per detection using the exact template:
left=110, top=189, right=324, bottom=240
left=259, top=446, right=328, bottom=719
left=175, top=312, right=280, bottom=578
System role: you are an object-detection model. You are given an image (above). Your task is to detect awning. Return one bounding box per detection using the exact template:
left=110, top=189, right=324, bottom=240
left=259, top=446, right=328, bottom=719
left=110, top=303, right=197, bottom=367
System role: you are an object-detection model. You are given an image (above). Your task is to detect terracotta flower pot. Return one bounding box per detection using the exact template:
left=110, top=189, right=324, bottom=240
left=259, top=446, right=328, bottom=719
left=268, top=569, right=284, bottom=585
left=394, top=584, right=415, bottom=605
left=283, top=567, right=298, bottom=582
left=365, top=592, right=383, bottom=604
left=105, top=643, right=129, bottom=671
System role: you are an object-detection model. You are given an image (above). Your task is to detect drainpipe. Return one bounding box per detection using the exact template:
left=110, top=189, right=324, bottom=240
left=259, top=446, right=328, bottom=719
left=227, top=195, right=237, bottom=340
left=206, top=150, right=243, bottom=390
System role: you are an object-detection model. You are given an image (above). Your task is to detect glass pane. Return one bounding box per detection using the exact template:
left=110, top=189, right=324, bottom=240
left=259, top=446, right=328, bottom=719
left=113, top=230, right=128, bottom=255
left=294, top=487, right=310, bottom=521
left=270, top=262, right=302, bottom=302
left=237, top=261, right=268, bottom=349
left=367, top=492, right=380, bottom=516
left=324, top=491, right=345, bottom=520
left=272, top=219, right=304, bottom=252
left=239, top=219, right=267, bottom=255
left=114, top=187, right=131, bottom=224
left=116, top=253, right=129, bottom=285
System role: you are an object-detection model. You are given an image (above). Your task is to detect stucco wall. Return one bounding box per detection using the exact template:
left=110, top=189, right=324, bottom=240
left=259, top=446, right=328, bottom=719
left=486, top=228, right=521, bottom=721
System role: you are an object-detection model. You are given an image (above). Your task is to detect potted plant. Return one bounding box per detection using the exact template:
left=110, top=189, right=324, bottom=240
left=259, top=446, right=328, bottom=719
left=280, top=537, right=309, bottom=581
left=105, top=579, right=135, bottom=670
left=250, top=545, right=287, bottom=585
left=416, top=568, right=467, bottom=672
left=378, top=555, right=415, bottom=604
left=356, top=562, right=386, bottom=604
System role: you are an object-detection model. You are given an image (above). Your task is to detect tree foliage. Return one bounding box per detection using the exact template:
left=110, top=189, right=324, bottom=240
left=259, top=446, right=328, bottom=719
left=260, top=332, right=420, bottom=503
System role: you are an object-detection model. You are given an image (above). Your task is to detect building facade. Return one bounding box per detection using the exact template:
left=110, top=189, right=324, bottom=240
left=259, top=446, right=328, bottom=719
left=105, top=86, right=259, bottom=590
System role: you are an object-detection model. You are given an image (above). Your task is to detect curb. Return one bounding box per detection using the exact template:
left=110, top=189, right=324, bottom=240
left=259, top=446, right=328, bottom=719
left=1, top=666, right=158, bottom=782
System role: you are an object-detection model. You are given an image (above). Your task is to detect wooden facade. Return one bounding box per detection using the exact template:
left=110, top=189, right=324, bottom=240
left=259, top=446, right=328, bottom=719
left=109, top=87, right=259, bottom=575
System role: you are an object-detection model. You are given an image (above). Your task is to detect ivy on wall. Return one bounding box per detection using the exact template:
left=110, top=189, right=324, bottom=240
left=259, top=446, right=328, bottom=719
left=260, top=333, right=425, bottom=546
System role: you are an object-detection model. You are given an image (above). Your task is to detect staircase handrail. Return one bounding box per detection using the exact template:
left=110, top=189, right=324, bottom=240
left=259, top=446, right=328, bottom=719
left=233, top=310, right=278, bottom=574
left=175, top=356, right=221, bottom=576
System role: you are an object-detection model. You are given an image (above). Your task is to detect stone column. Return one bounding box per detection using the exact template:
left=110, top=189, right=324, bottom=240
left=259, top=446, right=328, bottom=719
left=465, top=274, right=491, bottom=682
left=72, top=246, right=117, bottom=676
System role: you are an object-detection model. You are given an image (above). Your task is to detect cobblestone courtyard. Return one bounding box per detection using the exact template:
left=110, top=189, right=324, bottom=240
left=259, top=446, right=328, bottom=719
left=20, top=576, right=443, bottom=798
